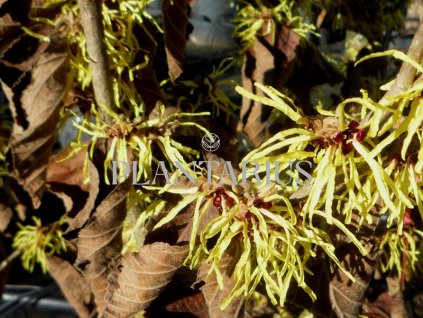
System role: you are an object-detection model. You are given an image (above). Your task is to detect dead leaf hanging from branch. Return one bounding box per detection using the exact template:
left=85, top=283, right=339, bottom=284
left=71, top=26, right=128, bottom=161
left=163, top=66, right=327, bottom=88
left=47, top=148, right=102, bottom=233
left=1, top=31, right=68, bottom=209
left=162, top=0, right=188, bottom=81
left=75, top=179, right=130, bottom=314
left=47, top=147, right=90, bottom=224
left=238, top=25, right=299, bottom=147
left=103, top=242, right=188, bottom=318
left=47, top=251, right=96, bottom=318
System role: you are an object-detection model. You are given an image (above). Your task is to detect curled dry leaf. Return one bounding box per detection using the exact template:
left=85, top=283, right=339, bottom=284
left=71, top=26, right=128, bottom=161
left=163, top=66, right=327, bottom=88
left=0, top=0, right=69, bottom=208
left=0, top=0, right=31, bottom=38
left=103, top=242, right=189, bottom=318
left=47, top=147, right=91, bottom=225
left=162, top=0, right=187, bottom=81
left=47, top=253, right=96, bottom=318
left=66, top=158, right=100, bottom=232
left=0, top=12, right=22, bottom=48
left=239, top=34, right=279, bottom=148
left=1, top=28, right=68, bottom=208
left=239, top=25, right=301, bottom=147
left=75, top=179, right=130, bottom=314
left=47, top=149, right=100, bottom=233
left=239, top=25, right=343, bottom=147
left=47, top=147, right=89, bottom=192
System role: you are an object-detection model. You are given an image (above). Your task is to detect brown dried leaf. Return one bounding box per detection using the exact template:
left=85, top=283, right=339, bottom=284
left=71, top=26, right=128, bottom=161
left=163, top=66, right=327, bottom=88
left=286, top=211, right=380, bottom=317
left=0, top=188, right=12, bottom=233
left=0, top=25, right=51, bottom=75
left=325, top=211, right=381, bottom=318
left=1, top=38, right=68, bottom=209
left=239, top=25, right=343, bottom=146
left=176, top=200, right=219, bottom=244
left=162, top=0, right=187, bottom=81
left=47, top=149, right=100, bottom=232
left=201, top=272, right=246, bottom=318
left=199, top=243, right=247, bottom=318
left=103, top=242, right=189, bottom=317
left=174, top=172, right=221, bottom=244
left=263, top=24, right=300, bottom=64
left=0, top=202, right=12, bottom=233
left=164, top=291, right=210, bottom=318
left=0, top=0, right=59, bottom=51
left=328, top=243, right=379, bottom=318
left=364, top=291, right=408, bottom=317
left=47, top=253, right=96, bottom=318
left=144, top=268, right=210, bottom=317
left=239, top=25, right=300, bottom=147
left=362, top=277, right=408, bottom=318
left=47, top=148, right=88, bottom=189
left=239, top=38, right=276, bottom=147
left=75, top=180, right=130, bottom=314
left=0, top=13, right=22, bottom=46
left=0, top=1, right=68, bottom=209
left=47, top=147, right=89, bottom=215
left=66, top=158, right=100, bottom=232
left=0, top=0, right=31, bottom=27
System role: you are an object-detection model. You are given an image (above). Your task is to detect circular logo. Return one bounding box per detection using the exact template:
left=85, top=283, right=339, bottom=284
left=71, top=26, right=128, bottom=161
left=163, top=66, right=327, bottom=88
left=202, top=133, right=220, bottom=152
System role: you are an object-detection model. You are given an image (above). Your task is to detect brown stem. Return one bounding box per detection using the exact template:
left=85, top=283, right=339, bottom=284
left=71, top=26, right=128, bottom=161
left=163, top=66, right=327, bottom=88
left=413, top=72, right=423, bottom=86
left=363, top=21, right=423, bottom=125
left=0, top=249, right=21, bottom=272
left=77, top=0, right=115, bottom=123
left=385, top=20, right=423, bottom=98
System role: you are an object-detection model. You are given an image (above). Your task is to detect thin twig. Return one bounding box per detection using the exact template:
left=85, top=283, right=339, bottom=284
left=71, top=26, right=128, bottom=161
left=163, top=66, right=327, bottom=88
left=77, top=0, right=115, bottom=123
left=0, top=249, right=21, bottom=272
